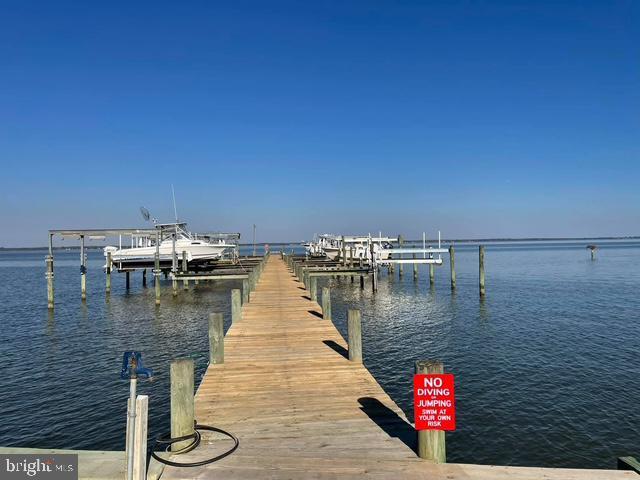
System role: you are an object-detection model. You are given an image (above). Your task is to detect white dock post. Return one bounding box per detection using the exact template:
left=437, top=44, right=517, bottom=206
left=132, top=395, right=148, bottom=480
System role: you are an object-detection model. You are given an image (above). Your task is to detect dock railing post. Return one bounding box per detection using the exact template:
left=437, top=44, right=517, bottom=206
left=106, top=251, right=112, bottom=294
left=209, top=313, right=224, bottom=364
left=321, top=287, right=331, bottom=320
left=231, top=289, right=242, bottom=323
left=242, top=278, right=250, bottom=304
left=398, top=235, right=404, bottom=277
left=46, top=254, right=54, bottom=309
left=154, top=231, right=161, bottom=306
left=479, top=245, right=486, bottom=297
left=348, top=309, right=362, bottom=363
left=182, top=251, right=188, bottom=290
left=132, top=395, right=148, bottom=480
left=310, top=276, right=317, bottom=302
left=415, top=360, right=446, bottom=463
left=170, top=358, right=195, bottom=451
left=80, top=235, right=87, bottom=300
left=449, top=246, right=456, bottom=290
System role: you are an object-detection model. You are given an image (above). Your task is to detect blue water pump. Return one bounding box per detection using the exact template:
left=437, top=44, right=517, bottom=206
left=121, top=351, right=153, bottom=380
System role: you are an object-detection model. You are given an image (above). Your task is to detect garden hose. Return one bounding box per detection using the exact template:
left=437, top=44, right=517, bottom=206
left=150, top=422, right=239, bottom=468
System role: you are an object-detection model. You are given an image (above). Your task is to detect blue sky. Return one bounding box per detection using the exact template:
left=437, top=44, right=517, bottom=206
left=1, top=1, right=638, bottom=246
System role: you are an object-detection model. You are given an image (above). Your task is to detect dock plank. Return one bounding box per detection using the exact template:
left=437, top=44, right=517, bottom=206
left=160, top=257, right=633, bottom=479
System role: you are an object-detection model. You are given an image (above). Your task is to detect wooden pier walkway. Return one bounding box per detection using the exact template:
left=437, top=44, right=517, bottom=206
left=161, top=256, right=633, bottom=480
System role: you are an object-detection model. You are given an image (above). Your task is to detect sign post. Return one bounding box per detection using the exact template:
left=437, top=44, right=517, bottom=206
left=414, top=360, right=454, bottom=463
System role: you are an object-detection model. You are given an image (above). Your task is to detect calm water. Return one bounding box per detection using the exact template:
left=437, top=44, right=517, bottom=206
left=0, top=241, right=639, bottom=469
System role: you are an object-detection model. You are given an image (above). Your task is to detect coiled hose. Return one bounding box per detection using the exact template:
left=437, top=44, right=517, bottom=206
left=151, top=422, right=239, bottom=467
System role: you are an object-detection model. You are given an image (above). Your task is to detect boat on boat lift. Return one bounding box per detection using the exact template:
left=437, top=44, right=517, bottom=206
left=104, top=222, right=239, bottom=269
left=306, top=234, right=397, bottom=261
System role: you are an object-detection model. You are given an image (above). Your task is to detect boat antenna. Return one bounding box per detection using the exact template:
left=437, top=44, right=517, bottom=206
left=171, top=184, right=179, bottom=223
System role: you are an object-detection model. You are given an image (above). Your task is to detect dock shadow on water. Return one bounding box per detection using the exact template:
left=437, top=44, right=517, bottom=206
left=357, top=397, right=416, bottom=451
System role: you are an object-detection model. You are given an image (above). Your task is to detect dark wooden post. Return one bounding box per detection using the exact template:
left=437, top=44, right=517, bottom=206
left=479, top=245, right=486, bottom=297
left=429, top=264, right=435, bottom=286
left=398, top=235, right=404, bottom=277
left=142, top=269, right=147, bottom=287
left=125, top=271, right=130, bottom=290
left=449, top=246, right=456, bottom=290
left=80, top=235, right=87, bottom=300
left=413, top=253, right=418, bottom=280
left=348, top=309, right=362, bottom=362
left=415, top=360, right=446, bottom=463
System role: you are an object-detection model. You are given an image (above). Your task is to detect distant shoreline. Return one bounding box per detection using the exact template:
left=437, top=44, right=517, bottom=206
left=2, top=236, right=639, bottom=251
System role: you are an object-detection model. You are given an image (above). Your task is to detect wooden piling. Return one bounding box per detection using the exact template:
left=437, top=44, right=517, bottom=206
left=449, top=246, right=456, bottom=290
left=360, top=275, right=365, bottom=289
left=242, top=278, right=250, bottom=304
left=132, top=395, right=148, bottom=480
left=398, top=235, right=404, bottom=277
left=154, top=251, right=161, bottom=306
left=231, top=289, right=242, bottom=323
left=125, top=271, right=130, bottom=290
left=142, top=269, right=147, bottom=287
left=209, top=313, right=224, bottom=364
left=415, top=360, right=446, bottom=463
left=321, top=287, right=331, bottom=321
left=413, top=253, right=418, bottom=280
left=348, top=309, right=362, bottom=363
left=170, top=358, right=194, bottom=451
left=182, top=251, right=188, bottom=290
left=46, top=255, right=55, bottom=309
left=479, top=245, right=486, bottom=297
left=429, top=263, right=435, bottom=286
left=106, top=252, right=112, bottom=294
left=310, top=276, right=318, bottom=302
left=80, top=235, right=86, bottom=300
left=341, top=235, right=347, bottom=266
left=172, top=277, right=178, bottom=296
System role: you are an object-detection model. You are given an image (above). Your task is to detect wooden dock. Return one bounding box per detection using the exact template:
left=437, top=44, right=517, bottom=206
left=160, top=256, right=634, bottom=479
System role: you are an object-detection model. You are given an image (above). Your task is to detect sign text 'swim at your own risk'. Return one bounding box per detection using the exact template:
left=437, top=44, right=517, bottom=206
left=414, top=374, right=456, bottom=431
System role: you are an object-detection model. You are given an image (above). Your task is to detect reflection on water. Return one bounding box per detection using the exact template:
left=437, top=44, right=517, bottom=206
left=0, top=241, right=639, bottom=468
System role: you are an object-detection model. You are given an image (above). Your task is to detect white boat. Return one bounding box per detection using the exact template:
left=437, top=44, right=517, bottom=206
left=104, top=223, right=236, bottom=268
left=306, top=234, right=396, bottom=261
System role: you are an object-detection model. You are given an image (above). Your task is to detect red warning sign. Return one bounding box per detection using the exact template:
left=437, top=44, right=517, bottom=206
left=414, top=374, right=456, bottom=431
